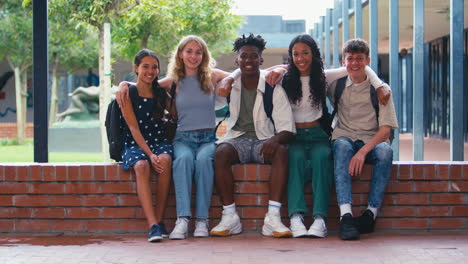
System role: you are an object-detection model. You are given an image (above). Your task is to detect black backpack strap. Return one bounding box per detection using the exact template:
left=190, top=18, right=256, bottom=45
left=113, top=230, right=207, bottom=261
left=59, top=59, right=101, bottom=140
left=369, top=85, right=379, bottom=120
left=166, top=82, right=177, bottom=117
left=331, top=76, right=347, bottom=120
left=169, top=82, right=176, bottom=102
left=263, top=82, right=274, bottom=127
left=128, top=85, right=139, bottom=114
left=319, top=96, right=333, bottom=137
left=369, top=85, right=394, bottom=144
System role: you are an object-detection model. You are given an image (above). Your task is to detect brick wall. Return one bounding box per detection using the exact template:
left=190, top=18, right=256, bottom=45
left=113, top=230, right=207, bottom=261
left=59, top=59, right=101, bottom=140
left=0, top=123, right=34, bottom=138
left=0, top=162, right=467, bottom=233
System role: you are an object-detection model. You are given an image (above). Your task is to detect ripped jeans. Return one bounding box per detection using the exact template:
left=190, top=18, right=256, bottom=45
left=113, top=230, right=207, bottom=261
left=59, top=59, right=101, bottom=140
left=332, top=137, right=393, bottom=208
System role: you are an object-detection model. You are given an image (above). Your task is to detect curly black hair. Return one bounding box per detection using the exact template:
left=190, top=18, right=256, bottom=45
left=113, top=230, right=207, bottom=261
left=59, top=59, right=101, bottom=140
left=232, top=33, right=267, bottom=53
left=281, top=34, right=326, bottom=108
left=134, top=49, right=167, bottom=121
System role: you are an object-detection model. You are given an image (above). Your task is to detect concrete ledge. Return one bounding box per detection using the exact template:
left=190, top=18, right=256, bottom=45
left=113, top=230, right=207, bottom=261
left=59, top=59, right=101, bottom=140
left=0, top=162, right=467, bottom=233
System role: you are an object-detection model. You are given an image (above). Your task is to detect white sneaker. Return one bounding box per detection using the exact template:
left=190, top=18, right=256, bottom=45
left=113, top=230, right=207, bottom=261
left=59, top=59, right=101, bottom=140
left=290, top=213, right=308, bottom=238
left=308, top=215, right=327, bottom=238
left=262, top=211, right=292, bottom=238
left=169, top=217, right=189, bottom=240
left=210, top=210, right=242, bottom=237
left=194, top=218, right=209, bottom=238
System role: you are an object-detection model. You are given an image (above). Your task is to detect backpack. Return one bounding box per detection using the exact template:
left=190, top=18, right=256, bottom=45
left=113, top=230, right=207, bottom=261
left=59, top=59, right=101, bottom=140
left=105, top=85, right=139, bottom=161
left=215, top=81, right=275, bottom=135
left=331, top=76, right=394, bottom=143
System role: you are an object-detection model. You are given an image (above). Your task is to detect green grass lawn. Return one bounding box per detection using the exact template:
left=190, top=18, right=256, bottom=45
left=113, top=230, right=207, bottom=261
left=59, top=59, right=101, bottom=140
left=0, top=143, right=104, bottom=162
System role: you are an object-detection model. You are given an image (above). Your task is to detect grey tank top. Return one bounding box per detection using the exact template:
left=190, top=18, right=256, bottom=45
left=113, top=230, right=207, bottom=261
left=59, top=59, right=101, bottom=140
left=175, top=75, right=215, bottom=131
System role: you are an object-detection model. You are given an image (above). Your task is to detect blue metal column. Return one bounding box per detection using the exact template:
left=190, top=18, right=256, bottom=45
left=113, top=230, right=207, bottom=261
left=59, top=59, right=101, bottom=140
left=313, top=23, right=318, bottom=40
left=354, top=0, right=362, bottom=38
left=369, top=0, right=378, bottom=71
left=33, top=0, right=49, bottom=162
left=342, top=0, right=349, bottom=44
left=325, top=9, right=332, bottom=69
left=405, top=53, right=413, bottom=132
left=390, top=0, right=400, bottom=160
left=333, top=7, right=340, bottom=68
left=450, top=0, right=464, bottom=161
left=320, top=16, right=325, bottom=61
left=413, top=0, right=424, bottom=160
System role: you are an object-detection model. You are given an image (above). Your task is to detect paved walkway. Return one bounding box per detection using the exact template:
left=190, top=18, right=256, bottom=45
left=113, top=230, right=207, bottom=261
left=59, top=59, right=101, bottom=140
left=398, top=133, right=468, bottom=161
left=1, top=232, right=467, bottom=264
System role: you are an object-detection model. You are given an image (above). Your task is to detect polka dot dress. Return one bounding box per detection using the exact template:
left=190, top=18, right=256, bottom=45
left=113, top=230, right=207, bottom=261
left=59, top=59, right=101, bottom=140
left=121, top=96, right=173, bottom=170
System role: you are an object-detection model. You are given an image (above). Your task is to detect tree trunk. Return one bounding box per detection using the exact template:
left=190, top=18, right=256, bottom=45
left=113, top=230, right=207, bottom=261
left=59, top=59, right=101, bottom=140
left=14, top=67, right=25, bottom=144
left=98, top=23, right=112, bottom=160
left=141, top=35, right=148, bottom=49
left=49, top=57, right=59, bottom=125
left=21, top=70, right=27, bottom=140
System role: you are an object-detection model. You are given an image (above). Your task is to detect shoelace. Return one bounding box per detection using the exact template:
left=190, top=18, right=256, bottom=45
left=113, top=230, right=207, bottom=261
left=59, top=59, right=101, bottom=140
left=173, top=219, right=188, bottom=232
left=195, top=220, right=207, bottom=230
left=291, top=214, right=304, bottom=224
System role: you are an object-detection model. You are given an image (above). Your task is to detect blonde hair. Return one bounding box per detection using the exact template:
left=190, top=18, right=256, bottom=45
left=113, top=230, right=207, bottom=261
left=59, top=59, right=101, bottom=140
left=167, top=35, right=216, bottom=93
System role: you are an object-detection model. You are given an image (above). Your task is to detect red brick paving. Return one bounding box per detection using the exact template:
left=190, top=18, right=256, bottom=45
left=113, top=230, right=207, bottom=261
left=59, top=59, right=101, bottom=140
left=0, top=232, right=467, bottom=264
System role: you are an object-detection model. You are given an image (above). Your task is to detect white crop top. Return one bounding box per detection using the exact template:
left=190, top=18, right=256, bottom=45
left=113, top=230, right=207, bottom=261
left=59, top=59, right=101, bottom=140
left=291, top=76, right=322, bottom=123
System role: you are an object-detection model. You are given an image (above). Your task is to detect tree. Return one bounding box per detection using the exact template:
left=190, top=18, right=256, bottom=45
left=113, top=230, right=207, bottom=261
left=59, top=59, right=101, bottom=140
left=53, top=0, right=140, bottom=159
left=114, top=0, right=241, bottom=63
left=0, top=1, right=32, bottom=144
left=176, top=0, right=241, bottom=57
left=48, top=1, right=99, bottom=125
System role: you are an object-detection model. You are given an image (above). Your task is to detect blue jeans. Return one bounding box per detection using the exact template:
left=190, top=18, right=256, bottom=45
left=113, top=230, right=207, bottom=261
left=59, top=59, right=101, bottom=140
left=172, top=130, right=216, bottom=218
left=332, top=136, right=393, bottom=208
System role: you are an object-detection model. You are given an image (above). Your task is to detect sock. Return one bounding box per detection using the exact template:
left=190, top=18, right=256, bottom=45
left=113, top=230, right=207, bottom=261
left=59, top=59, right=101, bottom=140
left=223, top=203, right=236, bottom=213
left=367, top=206, right=378, bottom=219
left=268, top=200, right=281, bottom=214
left=339, top=204, right=353, bottom=219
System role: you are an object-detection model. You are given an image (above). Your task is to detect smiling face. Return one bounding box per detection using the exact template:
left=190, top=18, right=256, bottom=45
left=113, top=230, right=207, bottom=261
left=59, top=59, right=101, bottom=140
left=342, top=52, right=370, bottom=81
left=236, top=45, right=263, bottom=77
left=179, top=40, right=203, bottom=74
left=134, top=56, right=159, bottom=85
left=292, top=42, right=312, bottom=76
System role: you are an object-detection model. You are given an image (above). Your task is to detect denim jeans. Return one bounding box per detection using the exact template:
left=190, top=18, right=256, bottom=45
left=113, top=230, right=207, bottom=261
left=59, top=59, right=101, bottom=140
left=173, top=130, right=216, bottom=218
left=332, top=136, right=393, bottom=208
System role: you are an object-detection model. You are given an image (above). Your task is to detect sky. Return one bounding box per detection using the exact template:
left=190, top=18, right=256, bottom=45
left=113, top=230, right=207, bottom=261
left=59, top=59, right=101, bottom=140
left=231, top=0, right=335, bottom=31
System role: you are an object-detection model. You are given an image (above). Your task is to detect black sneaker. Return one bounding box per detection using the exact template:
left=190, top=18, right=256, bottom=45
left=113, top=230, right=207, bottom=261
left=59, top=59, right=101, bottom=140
left=148, top=224, right=163, bottom=242
left=158, top=221, right=169, bottom=238
left=339, top=213, right=360, bottom=240
left=356, top=209, right=376, bottom=234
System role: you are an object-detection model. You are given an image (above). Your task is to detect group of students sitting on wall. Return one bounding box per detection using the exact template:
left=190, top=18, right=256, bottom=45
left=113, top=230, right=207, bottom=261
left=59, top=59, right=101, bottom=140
left=113, top=33, right=398, bottom=242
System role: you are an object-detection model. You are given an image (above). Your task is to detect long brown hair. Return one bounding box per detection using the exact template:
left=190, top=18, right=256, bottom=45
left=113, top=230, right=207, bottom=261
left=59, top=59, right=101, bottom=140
left=167, top=35, right=215, bottom=93
left=134, top=48, right=167, bottom=121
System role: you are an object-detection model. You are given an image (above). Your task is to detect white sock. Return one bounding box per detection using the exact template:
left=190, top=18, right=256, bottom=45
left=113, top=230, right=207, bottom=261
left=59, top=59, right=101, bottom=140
left=339, top=204, right=353, bottom=219
left=268, top=200, right=281, bottom=214
left=223, top=203, right=236, bottom=213
left=367, top=206, right=378, bottom=219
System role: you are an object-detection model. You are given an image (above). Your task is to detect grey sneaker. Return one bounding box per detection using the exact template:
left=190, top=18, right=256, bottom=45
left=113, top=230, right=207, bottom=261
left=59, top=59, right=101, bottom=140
left=194, top=218, right=209, bottom=238
left=308, top=215, right=327, bottom=238
left=169, top=217, right=189, bottom=240
left=290, top=213, right=308, bottom=238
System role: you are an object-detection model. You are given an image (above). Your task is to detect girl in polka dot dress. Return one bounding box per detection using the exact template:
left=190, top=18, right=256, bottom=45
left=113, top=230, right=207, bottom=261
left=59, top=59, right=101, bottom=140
left=120, top=49, right=173, bottom=242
